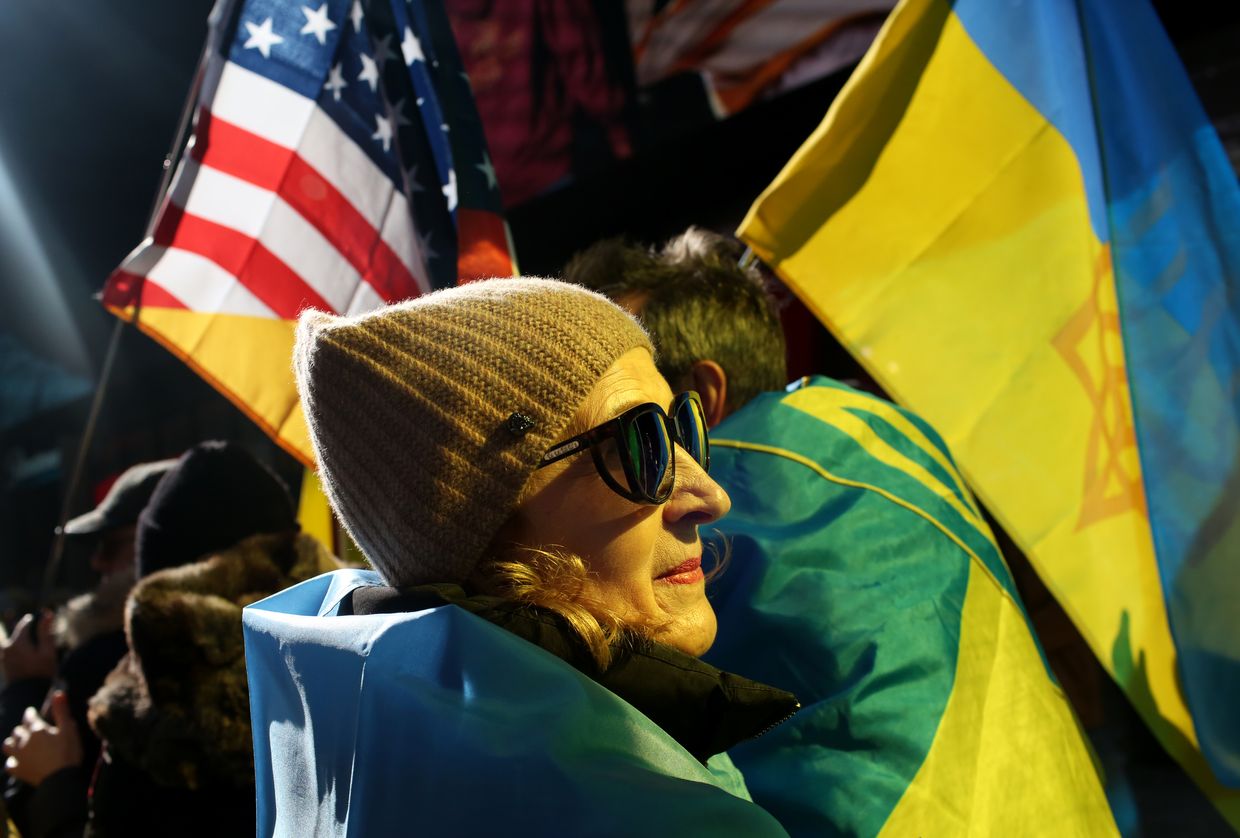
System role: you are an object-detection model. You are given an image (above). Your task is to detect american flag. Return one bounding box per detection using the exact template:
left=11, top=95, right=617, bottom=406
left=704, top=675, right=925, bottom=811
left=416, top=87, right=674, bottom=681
left=102, top=0, right=516, bottom=464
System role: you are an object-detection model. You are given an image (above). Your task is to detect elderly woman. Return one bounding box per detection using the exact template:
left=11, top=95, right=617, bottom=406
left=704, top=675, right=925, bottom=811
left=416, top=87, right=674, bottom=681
left=244, top=279, right=797, bottom=835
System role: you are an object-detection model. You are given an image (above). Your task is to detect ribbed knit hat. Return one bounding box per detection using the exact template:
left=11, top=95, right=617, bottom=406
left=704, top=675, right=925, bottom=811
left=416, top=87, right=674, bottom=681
left=293, top=277, right=654, bottom=586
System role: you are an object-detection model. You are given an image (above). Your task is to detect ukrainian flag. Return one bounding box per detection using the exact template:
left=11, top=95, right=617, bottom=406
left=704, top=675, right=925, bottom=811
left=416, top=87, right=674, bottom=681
left=737, top=0, right=1240, bottom=824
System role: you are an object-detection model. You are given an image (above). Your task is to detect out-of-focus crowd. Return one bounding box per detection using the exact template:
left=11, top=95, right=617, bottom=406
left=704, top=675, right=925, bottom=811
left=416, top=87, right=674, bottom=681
left=1, top=442, right=342, bottom=837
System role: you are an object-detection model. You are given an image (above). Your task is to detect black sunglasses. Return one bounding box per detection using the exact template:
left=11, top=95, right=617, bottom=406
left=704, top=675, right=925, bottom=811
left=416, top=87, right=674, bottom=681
left=538, top=391, right=710, bottom=504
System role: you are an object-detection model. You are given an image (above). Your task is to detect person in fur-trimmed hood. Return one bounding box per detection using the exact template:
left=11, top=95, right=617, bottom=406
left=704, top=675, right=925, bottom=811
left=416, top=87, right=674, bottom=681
left=13, top=441, right=340, bottom=838
left=88, top=525, right=340, bottom=835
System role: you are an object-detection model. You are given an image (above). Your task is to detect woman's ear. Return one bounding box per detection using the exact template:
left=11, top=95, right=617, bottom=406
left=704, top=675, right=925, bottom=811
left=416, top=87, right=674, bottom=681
left=688, top=360, right=729, bottom=428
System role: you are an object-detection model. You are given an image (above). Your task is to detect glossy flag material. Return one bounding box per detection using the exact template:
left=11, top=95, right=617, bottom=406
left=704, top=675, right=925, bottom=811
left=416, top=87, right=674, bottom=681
left=243, top=569, right=788, bottom=836
left=102, top=0, right=517, bottom=466
left=737, top=0, right=1240, bottom=821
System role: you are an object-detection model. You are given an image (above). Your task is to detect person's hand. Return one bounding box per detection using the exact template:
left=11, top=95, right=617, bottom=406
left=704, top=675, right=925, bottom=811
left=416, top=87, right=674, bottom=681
left=0, top=611, right=57, bottom=683
left=2, top=691, right=83, bottom=786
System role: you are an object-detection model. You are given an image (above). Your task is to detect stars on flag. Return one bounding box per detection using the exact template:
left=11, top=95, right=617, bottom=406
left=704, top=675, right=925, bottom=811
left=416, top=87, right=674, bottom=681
left=372, top=114, right=394, bottom=152
left=476, top=153, right=498, bottom=191
left=418, top=228, right=439, bottom=263
left=299, top=4, right=336, bottom=45
left=243, top=18, right=284, bottom=59
left=391, top=98, right=412, bottom=127
left=442, top=168, right=458, bottom=212
left=407, top=165, right=425, bottom=194
left=402, top=27, right=424, bottom=65
left=222, top=0, right=508, bottom=287
left=358, top=53, right=380, bottom=92
left=325, top=63, right=347, bottom=100
left=373, top=34, right=397, bottom=70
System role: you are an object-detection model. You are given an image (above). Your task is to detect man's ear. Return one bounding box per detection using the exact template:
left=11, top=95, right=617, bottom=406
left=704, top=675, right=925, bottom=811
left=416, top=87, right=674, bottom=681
left=688, top=360, right=729, bottom=429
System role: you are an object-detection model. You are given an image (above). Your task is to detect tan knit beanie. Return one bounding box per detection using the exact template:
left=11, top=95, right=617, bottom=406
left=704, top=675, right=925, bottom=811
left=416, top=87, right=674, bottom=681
left=293, top=278, right=654, bottom=586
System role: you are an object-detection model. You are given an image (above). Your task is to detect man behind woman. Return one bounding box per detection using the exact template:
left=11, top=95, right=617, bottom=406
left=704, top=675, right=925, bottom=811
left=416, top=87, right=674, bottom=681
left=567, top=229, right=1118, bottom=836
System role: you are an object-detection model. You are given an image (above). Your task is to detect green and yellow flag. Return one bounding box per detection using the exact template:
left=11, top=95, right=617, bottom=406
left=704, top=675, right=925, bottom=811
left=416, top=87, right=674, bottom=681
left=706, top=377, right=1117, bottom=835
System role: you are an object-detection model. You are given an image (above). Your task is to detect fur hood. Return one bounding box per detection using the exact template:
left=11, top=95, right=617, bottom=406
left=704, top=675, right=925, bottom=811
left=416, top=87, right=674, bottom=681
left=88, top=530, right=340, bottom=791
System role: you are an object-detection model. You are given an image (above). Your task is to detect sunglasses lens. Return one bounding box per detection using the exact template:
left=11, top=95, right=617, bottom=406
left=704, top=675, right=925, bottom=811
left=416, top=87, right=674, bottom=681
left=674, top=396, right=710, bottom=472
left=626, top=410, right=674, bottom=502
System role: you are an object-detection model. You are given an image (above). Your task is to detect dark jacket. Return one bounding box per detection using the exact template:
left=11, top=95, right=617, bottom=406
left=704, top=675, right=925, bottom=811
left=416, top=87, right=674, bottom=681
left=84, top=531, right=340, bottom=838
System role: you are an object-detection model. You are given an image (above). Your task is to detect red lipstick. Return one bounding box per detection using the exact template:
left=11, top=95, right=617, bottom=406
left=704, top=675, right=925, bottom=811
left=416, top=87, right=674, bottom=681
left=656, top=557, right=704, bottom=585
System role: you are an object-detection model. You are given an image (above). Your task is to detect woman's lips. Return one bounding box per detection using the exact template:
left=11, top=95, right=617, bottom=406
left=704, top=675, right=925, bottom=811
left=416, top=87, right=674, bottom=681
left=655, top=557, right=704, bottom=585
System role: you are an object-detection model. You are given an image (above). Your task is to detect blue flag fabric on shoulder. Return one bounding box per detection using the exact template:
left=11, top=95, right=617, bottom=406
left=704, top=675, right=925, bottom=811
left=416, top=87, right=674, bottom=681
left=242, top=568, right=787, bottom=836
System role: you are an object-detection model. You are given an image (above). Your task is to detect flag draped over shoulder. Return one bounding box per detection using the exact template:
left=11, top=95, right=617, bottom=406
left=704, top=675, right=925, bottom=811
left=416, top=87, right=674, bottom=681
left=737, top=0, right=1240, bottom=819
left=243, top=569, right=789, bottom=835
left=705, top=377, right=1117, bottom=836
left=102, top=0, right=516, bottom=466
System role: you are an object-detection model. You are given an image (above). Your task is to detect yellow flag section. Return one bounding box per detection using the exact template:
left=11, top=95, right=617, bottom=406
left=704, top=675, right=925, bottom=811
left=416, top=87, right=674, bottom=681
left=737, top=0, right=1240, bottom=824
left=881, top=552, right=1114, bottom=836
left=717, top=382, right=1117, bottom=835
left=109, top=304, right=314, bottom=465
left=805, top=377, right=1118, bottom=835
left=297, top=467, right=335, bottom=551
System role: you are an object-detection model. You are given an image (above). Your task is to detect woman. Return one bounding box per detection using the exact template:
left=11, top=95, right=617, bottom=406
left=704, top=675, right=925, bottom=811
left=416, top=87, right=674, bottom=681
left=246, top=278, right=797, bottom=835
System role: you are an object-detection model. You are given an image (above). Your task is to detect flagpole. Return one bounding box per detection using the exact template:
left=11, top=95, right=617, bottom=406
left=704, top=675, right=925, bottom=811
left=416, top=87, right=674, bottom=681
left=39, top=38, right=211, bottom=604
left=42, top=317, right=126, bottom=602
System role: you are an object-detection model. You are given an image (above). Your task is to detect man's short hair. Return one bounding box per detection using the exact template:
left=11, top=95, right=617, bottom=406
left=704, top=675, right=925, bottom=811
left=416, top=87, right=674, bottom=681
left=565, top=227, right=787, bottom=412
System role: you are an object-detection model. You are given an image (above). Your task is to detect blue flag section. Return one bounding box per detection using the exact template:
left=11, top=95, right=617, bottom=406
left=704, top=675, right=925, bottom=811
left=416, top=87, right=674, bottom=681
left=739, top=0, right=1240, bottom=801
left=1079, top=1, right=1240, bottom=789
left=955, top=0, right=1240, bottom=788
left=242, top=570, right=788, bottom=836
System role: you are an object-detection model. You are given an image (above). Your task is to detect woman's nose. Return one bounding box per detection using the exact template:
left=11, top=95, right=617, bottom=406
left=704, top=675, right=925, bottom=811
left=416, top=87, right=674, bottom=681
left=663, top=447, right=730, bottom=526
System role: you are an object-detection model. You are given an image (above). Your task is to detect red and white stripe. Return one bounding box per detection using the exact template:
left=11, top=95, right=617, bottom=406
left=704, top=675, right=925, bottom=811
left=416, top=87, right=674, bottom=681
left=115, top=57, right=431, bottom=320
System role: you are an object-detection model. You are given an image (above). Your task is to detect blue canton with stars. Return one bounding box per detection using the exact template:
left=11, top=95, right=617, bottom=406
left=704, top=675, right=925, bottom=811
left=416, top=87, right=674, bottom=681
left=216, top=0, right=502, bottom=289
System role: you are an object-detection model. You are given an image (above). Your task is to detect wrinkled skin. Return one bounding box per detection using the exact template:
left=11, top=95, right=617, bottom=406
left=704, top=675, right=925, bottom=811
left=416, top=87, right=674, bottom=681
left=500, top=347, right=730, bottom=657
